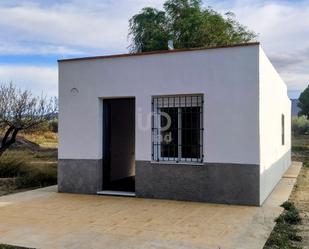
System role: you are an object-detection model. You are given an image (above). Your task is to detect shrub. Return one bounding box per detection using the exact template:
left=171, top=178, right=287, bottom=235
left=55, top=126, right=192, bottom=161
left=303, top=162, right=309, bottom=168
left=265, top=202, right=303, bottom=249
left=276, top=202, right=302, bottom=225
left=0, top=150, right=57, bottom=188
left=281, top=201, right=295, bottom=211
left=265, top=222, right=302, bottom=249
left=0, top=158, right=24, bottom=178
left=48, top=119, right=58, bottom=133
left=276, top=210, right=302, bottom=225
left=16, top=170, right=57, bottom=188
left=33, top=149, right=57, bottom=160
left=292, top=115, right=309, bottom=136
left=292, top=145, right=308, bottom=151
left=36, top=121, right=49, bottom=132
left=0, top=151, right=30, bottom=178
left=15, top=163, right=57, bottom=188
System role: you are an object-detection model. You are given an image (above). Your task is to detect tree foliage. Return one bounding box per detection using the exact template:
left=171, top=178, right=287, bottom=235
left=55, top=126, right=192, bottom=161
left=129, top=7, right=169, bottom=52
left=292, top=115, right=309, bottom=136
left=129, top=0, right=257, bottom=52
left=298, top=85, right=309, bottom=117
left=0, top=83, right=57, bottom=156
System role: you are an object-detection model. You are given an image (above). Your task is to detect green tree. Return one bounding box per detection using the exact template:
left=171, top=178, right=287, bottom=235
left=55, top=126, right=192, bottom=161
left=129, top=7, right=169, bottom=52
left=292, top=115, right=309, bottom=135
left=129, top=0, right=257, bottom=52
left=298, top=85, right=309, bottom=117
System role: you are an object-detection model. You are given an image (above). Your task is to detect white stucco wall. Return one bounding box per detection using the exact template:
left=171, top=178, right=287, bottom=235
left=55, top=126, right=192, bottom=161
left=58, top=45, right=260, bottom=164
left=259, top=47, right=291, bottom=205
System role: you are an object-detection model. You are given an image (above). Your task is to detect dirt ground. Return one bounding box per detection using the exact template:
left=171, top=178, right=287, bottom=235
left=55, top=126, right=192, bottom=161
left=263, top=135, right=309, bottom=249
left=291, top=135, right=309, bottom=248
left=0, top=166, right=300, bottom=249
left=290, top=166, right=309, bottom=248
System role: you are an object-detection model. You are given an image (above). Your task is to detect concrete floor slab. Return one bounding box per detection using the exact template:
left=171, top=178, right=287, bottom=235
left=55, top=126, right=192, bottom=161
left=0, top=162, right=302, bottom=249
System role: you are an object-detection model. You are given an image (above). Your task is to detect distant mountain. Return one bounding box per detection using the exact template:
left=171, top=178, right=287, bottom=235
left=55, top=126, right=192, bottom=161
left=291, top=99, right=300, bottom=117
left=49, top=112, right=58, bottom=119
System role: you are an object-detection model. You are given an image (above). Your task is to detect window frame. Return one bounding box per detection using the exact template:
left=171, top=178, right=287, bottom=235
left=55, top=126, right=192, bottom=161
left=281, top=114, right=285, bottom=146
left=152, top=94, right=204, bottom=164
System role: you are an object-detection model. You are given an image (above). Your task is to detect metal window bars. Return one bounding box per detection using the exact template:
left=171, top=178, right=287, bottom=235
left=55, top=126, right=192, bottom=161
left=152, top=95, right=204, bottom=163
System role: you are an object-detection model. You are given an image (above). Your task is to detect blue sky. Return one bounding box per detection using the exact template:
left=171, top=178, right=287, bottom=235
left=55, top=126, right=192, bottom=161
left=0, top=0, right=308, bottom=98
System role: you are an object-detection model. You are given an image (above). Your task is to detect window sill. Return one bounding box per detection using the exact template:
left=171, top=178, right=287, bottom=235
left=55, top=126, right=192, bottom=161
left=150, top=161, right=204, bottom=166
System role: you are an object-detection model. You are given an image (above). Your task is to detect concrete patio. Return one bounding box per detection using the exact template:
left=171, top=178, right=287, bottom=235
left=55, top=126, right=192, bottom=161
left=0, top=162, right=302, bottom=249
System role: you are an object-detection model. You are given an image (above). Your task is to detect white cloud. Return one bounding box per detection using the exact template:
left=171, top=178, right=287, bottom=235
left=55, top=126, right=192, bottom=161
left=0, top=0, right=166, bottom=55
left=0, top=6, right=126, bottom=52
left=208, top=0, right=309, bottom=95
left=0, top=0, right=165, bottom=96
left=0, top=41, right=84, bottom=55
left=0, top=65, right=58, bottom=96
left=0, top=0, right=308, bottom=97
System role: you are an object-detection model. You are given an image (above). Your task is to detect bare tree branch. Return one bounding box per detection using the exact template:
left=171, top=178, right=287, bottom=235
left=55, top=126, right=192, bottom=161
left=0, top=83, right=58, bottom=156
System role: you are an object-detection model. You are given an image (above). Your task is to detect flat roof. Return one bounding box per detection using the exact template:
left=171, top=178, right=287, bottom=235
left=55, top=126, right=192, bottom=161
left=58, top=42, right=260, bottom=63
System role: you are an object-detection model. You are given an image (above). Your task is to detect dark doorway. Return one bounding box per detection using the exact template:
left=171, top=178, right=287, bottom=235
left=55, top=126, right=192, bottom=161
left=102, top=98, right=135, bottom=194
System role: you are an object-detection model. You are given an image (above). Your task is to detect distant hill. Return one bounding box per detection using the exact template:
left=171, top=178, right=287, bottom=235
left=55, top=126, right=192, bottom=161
left=291, top=99, right=300, bottom=117
left=50, top=112, right=58, bottom=119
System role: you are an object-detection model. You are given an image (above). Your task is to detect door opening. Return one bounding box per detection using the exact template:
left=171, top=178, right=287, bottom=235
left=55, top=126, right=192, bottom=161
left=100, top=98, right=135, bottom=196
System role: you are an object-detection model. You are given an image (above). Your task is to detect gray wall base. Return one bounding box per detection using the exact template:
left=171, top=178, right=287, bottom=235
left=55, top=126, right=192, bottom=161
left=58, top=159, right=102, bottom=194
left=136, top=161, right=260, bottom=206
left=58, top=159, right=259, bottom=205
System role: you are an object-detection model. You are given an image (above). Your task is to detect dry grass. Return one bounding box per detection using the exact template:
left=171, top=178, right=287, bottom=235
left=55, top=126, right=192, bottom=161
left=264, top=135, right=309, bottom=249
left=0, top=131, right=58, bottom=195
left=21, top=131, right=58, bottom=148
left=292, top=135, right=309, bottom=163
left=264, top=201, right=302, bottom=249
left=290, top=167, right=309, bottom=248
left=292, top=135, right=309, bottom=147
left=0, top=149, right=57, bottom=191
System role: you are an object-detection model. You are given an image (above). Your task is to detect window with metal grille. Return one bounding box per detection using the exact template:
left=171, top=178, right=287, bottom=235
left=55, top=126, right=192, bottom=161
left=152, top=95, right=203, bottom=163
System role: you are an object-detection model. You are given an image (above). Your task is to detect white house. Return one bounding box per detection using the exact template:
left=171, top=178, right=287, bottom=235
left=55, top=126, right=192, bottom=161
left=58, top=42, right=291, bottom=206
